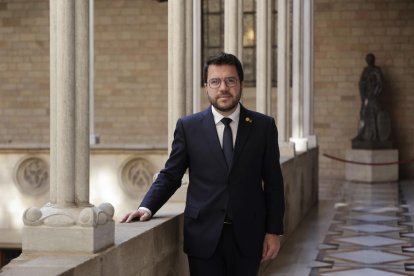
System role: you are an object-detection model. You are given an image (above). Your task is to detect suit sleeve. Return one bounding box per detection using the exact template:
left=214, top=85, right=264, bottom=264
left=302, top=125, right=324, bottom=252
left=262, top=118, right=285, bottom=235
left=139, top=119, right=189, bottom=215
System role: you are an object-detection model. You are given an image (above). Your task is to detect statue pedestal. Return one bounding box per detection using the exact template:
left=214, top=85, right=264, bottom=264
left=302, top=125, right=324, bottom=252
left=345, top=149, right=398, bottom=183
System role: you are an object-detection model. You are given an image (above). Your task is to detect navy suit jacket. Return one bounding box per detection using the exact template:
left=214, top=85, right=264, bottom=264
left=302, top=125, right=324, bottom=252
left=140, top=104, right=285, bottom=258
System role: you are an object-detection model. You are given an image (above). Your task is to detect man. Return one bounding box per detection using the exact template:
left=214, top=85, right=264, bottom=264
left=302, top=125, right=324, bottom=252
left=121, top=52, right=285, bottom=276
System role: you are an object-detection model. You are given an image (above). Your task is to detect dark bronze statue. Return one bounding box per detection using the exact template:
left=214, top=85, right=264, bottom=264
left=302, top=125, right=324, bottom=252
left=352, top=53, right=393, bottom=149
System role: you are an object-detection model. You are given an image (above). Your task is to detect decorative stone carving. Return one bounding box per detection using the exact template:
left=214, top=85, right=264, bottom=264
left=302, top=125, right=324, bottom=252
left=14, top=156, right=49, bottom=195
left=22, top=202, right=115, bottom=252
left=121, top=157, right=155, bottom=197
left=23, top=203, right=115, bottom=227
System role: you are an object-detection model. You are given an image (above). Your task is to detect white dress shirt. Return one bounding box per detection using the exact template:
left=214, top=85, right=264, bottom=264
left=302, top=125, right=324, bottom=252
left=211, top=103, right=240, bottom=148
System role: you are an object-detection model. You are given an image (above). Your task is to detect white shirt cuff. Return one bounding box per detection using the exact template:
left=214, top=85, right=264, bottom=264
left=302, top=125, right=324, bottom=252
left=138, top=207, right=152, bottom=217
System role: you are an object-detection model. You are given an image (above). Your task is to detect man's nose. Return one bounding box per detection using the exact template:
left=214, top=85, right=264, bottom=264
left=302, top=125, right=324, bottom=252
left=218, top=80, right=229, bottom=89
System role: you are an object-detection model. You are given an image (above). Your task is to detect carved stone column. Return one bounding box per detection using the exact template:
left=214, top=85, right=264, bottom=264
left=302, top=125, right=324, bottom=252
left=277, top=0, right=296, bottom=157
left=224, top=0, right=241, bottom=57
left=185, top=0, right=193, bottom=115
left=290, top=0, right=308, bottom=152
left=303, top=0, right=314, bottom=138
left=22, top=0, right=114, bottom=253
left=192, top=0, right=202, bottom=113
left=256, top=0, right=272, bottom=115
left=168, top=0, right=187, bottom=152
left=277, top=0, right=290, bottom=143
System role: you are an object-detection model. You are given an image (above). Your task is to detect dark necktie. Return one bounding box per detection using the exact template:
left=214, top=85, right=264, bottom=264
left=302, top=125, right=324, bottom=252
left=221, top=118, right=233, bottom=168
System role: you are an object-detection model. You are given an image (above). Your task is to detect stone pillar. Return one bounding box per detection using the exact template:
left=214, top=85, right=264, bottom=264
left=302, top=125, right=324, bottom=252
left=302, top=0, right=317, bottom=149
left=303, top=0, right=313, bottom=138
left=89, top=0, right=98, bottom=145
left=290, top=0, right=308, bottom=152
left=277, top=0, right=290, bottom=143
left=237, top=0, right=243, bottom=57
left=49, top=0, right=57, bottom=205
left=192, top=0, right=202, bottom=113
left=291, top=0, right=302, bottom=140
left=167, top=0, right=190, bottom=195
left=224, top=0, right=240, bottom=56
left=256, top=0, right=272, bottom=115
left=22, top=0, right=114, bottom=253
left=75, top=0, right=90, bottom=206
left=277, top=0, right=295, bottom=157
left=185, top=0, right=193, bottom=115
left=168, top=0, right=187, bottom=152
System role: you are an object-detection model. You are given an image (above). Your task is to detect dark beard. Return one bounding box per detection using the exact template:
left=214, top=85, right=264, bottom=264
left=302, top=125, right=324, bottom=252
left=212, top=101, right=238, bottom=113
left=208, top=90, right=242, bottom=114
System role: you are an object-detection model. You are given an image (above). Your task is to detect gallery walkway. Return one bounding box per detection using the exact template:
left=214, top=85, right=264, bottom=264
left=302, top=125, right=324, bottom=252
left=262, top=179, right=414, bottom=276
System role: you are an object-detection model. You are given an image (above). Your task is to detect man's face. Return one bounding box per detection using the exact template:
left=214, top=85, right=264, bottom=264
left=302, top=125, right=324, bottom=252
left=205, top=64, right=242, bottom=116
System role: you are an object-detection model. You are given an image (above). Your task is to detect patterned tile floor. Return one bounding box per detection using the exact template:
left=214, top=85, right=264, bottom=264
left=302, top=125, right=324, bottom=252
left=263, top=179, right=414, bottom=276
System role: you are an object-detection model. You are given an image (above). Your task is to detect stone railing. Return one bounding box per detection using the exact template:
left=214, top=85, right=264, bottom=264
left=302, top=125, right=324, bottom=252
left=0, top=146, right=318, bottom=275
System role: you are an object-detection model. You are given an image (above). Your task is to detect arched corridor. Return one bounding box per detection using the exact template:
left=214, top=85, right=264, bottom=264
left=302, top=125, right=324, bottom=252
left=0, top=0, right=414, bottom=275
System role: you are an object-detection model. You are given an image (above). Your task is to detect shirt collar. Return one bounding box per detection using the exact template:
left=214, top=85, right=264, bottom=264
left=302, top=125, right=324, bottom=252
left=211, top=103, right=240, bottom=125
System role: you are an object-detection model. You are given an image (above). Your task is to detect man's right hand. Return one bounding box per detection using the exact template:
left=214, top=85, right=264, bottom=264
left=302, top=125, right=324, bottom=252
left=120, top=209, right=151, bottom=223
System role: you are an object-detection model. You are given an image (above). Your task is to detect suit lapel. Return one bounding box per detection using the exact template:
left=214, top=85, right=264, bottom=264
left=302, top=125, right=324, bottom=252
left=231, top=105, right=253, bottom=172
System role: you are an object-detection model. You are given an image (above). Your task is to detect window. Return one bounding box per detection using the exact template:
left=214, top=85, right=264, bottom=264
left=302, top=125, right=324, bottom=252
left=242, top=0, right=256, bottom=86
left=202, top=0, right=224, bottom=81
left=201, top=0, right=278, bottom=87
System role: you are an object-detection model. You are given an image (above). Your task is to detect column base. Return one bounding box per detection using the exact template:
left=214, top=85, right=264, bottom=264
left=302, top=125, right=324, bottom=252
left=22, top=203, right=115, bottom=253
left=279, top=141, right=296, bottom=158
left=345, top=149, right=399, bottom=183
left=289, top=137, right=308, bottom=153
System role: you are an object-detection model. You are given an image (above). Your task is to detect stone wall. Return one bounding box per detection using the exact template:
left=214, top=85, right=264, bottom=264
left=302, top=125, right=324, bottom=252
left=1, top=0, right=413, bottom=178
left=0, top=0, right=169, bottom=145
left=314, top=0, right=414, bottom=179
left=94, top=1, right=168, bottom=145
left=0, top=1, right=49, bottom=144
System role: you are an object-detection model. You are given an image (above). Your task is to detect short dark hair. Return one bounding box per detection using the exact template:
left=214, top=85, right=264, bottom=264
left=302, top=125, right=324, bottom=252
left=203, top=52, right=244, bottom=84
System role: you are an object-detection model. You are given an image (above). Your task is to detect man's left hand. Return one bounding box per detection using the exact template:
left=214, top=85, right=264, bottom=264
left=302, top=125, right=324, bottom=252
left=261, top=233, right=281, bottom=262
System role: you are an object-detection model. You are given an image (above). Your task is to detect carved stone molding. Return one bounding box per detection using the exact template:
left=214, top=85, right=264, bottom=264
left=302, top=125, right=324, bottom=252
left=23, top=203, right=115, bottom=227
left=14, top=156, right=49, bottom=196
left=120, top=157, right=155, bottom=197
left=22, top=202, right=115, bottom=252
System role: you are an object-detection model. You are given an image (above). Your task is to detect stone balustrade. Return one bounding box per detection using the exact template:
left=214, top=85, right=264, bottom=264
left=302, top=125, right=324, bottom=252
left=0, top=146, right=318, bottom=275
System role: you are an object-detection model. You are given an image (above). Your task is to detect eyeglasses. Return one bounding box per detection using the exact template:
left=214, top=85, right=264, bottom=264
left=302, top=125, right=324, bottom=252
left=206, top=77, right=238, bottom=89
